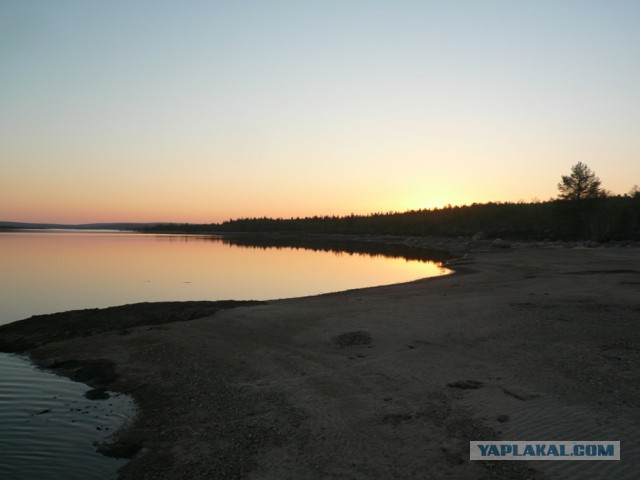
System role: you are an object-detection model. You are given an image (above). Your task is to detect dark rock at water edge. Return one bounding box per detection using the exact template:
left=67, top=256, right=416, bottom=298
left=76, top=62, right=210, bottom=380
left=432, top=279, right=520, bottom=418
left=98, top=440, right=143, bottom=459
left=85, top=386, right=110, bottom=400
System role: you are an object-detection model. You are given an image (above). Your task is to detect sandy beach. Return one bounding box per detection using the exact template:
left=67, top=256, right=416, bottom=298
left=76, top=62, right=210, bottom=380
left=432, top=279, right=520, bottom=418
left=2, top=246, right=639, bottom=479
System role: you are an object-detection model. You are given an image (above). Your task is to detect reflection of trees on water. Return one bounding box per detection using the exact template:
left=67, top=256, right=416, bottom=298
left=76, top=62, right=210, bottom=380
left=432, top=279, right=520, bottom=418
left=219, top=235, right=450, bottom=264
left=151, top=232, right=449, bottom=263
left=152, top=234, right=224, bottom=243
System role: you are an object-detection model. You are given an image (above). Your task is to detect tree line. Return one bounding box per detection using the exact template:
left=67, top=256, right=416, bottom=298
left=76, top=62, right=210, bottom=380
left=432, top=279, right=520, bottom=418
left=143, top=163, right=640, bottom=241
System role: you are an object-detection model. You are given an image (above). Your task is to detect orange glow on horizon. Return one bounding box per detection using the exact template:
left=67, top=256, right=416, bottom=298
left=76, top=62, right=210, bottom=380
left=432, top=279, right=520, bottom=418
left=2, top=2, right=639, bottom=225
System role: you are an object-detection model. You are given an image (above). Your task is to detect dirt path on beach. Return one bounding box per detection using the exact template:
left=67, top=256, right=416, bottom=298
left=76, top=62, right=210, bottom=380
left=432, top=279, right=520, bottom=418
left=3, top=247, right=640, bottom=479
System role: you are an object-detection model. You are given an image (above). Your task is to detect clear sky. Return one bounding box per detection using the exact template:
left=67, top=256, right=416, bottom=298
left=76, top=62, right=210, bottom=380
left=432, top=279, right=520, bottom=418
left=1, top=0, right=639, bottom=223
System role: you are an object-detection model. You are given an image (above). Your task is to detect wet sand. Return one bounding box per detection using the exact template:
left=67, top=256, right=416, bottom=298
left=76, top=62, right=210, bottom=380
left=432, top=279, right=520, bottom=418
left=1, top=246, right=639, bottom=479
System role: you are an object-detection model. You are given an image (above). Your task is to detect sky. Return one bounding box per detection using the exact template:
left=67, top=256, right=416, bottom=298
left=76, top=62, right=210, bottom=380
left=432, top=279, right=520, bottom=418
left=1, top=0, right=639, bottom=224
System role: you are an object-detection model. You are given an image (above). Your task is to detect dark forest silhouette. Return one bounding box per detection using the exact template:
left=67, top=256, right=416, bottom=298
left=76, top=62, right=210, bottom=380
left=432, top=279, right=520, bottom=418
left=143, top=196, right=639, bottom=241
left=143, top=164, right=640, bottom=241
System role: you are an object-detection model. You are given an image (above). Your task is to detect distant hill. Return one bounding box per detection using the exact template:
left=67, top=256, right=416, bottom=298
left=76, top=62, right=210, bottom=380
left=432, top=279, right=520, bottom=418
left=0, top=221, right=170, bottom=231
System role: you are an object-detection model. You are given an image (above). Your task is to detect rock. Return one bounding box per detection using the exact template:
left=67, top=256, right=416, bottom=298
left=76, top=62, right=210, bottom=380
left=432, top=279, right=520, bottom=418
left=472, top=231, right=485, bottom=241
left=98, top=440, right=142, bottom=459
left=85, top=386, right=110, bottom=400
left=491, top=239, right=511, bottom=249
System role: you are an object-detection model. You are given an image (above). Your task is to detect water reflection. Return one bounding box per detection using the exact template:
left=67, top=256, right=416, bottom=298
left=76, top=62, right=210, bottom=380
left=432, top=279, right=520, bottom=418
left=0, top=231, right=450, bottom=326
left=152, top=233, right=451, bottom=263
left=223, top=234, right=451, bottom=261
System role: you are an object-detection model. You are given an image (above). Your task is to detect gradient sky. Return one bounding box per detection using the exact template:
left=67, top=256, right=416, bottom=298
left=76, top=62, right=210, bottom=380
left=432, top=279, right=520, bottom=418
left=1, top=0, right=639, bottom=223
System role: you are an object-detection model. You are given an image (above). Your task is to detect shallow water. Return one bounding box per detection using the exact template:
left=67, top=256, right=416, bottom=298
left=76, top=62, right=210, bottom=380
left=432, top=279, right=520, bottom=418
left=0, top=352, right=135, bottom=480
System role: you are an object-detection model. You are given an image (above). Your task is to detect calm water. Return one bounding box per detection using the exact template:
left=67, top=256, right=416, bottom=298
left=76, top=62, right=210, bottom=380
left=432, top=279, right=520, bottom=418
left=0, top=229, right=447, bottom=479
left=0, top=230, right=447, bottom=326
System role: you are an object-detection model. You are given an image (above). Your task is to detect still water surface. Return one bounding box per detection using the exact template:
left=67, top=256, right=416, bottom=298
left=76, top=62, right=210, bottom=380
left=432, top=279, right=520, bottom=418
left=0, top=230, right=447, bottom=326
left=0, top=230, right=447, bottom=479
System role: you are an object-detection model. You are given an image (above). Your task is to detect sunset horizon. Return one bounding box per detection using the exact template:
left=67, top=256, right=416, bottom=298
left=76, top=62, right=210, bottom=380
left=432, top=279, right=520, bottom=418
left=2, top=1, right=639, bottom=226
left=0, top=196, right=566, bottom=226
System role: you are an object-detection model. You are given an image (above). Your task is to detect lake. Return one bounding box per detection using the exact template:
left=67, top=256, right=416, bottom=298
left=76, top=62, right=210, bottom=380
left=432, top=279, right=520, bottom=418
left=0, top=230, right=448, bottom=326
left=0, top=229, right=448, bottom=479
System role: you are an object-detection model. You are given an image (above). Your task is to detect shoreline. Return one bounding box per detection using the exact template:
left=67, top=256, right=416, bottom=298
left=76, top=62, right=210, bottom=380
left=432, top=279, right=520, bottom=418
left=1, top=243, right=640, bottom=478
